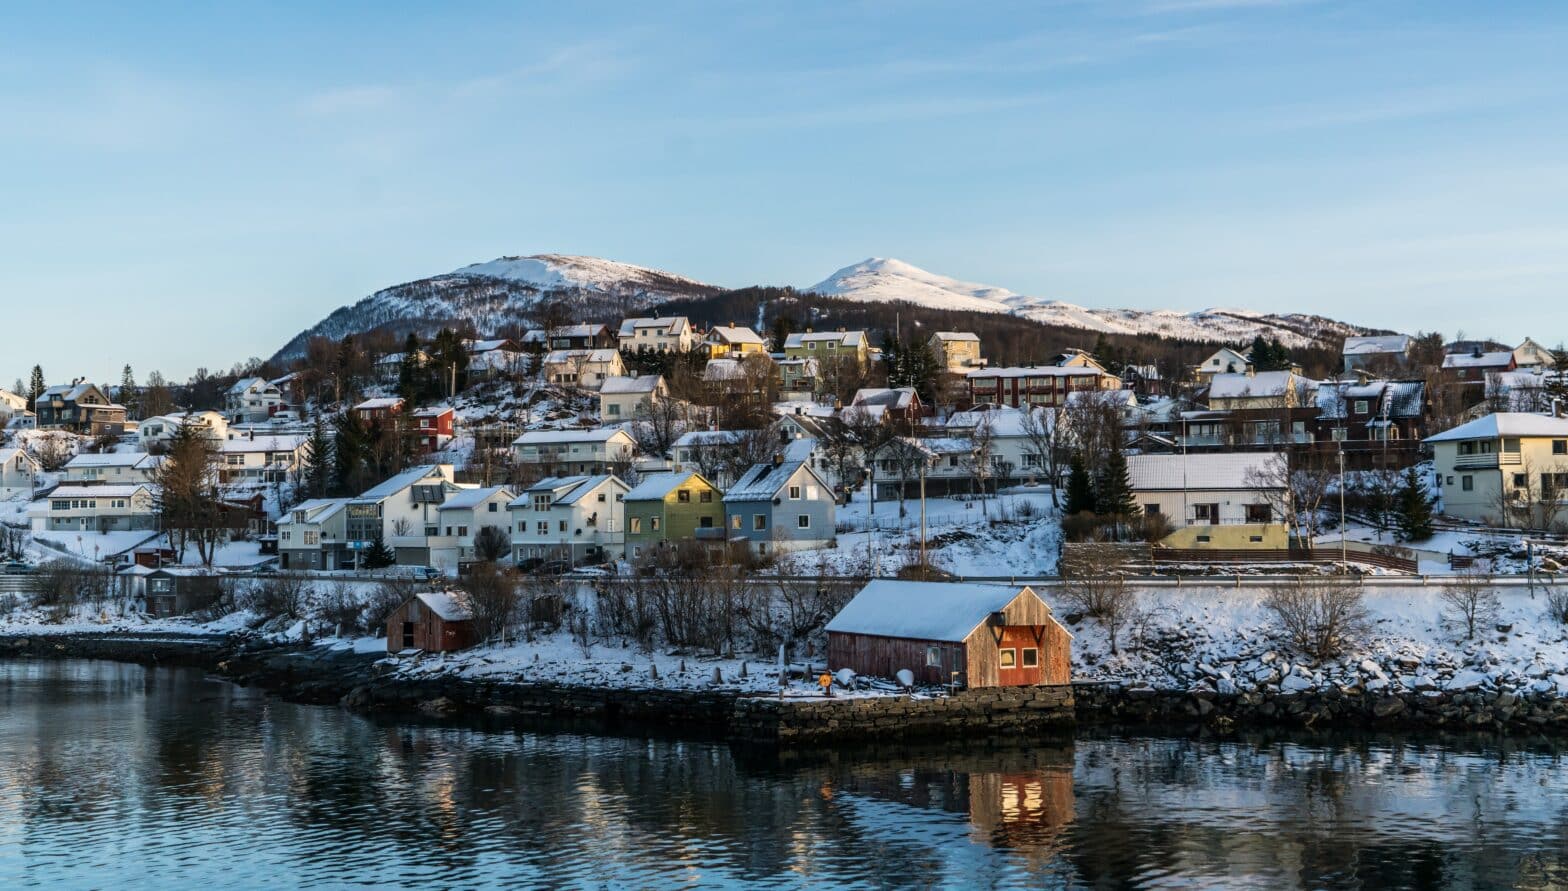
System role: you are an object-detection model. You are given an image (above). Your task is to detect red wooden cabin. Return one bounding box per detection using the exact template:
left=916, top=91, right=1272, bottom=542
left=385, top=591, right=477, bottom=653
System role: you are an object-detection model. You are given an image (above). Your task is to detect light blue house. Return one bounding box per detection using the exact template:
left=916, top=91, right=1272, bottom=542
left=722, top=457, right=836, bottom=558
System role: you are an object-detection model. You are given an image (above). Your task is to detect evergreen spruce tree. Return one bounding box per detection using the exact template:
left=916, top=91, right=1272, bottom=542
left=27, top=365, right=45, bottom=411
left=396, top=333, right=424, bottom=405
left=119, top=365, right=138, bottom=419
left=1094, top=446, right=1139, bottom=519
left=1396, top=466, right=1436, bottom=542
left=332, top=410, right=369, bottom=495
left=363, top=534, right=396, bottom=569
left=303, top=415, right=336, bottom=497
left=1065, top=453, right=1096, bottom=516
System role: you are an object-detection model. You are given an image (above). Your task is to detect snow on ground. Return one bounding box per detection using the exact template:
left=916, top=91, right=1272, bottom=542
left=1056, top=582, right=1568, bottom=701
left=824, top=486, right=1061, bottom=577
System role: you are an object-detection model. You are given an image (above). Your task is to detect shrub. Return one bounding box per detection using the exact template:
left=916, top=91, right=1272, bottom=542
left=1263, top=576, right=1368, bottom=660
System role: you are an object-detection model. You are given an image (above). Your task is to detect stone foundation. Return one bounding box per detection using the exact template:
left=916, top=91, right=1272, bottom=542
left=732, top=685, right=1076, bottom=744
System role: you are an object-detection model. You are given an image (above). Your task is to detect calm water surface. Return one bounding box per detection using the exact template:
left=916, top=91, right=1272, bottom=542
left=3, top=659, right=1568, bottom=889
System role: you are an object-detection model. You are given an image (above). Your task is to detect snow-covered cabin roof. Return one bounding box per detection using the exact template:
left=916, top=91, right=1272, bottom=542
left=1425, top=412, right=1568, bottom=443
left=599, top=375, right=664, bottom=395
left=850, top=387, right=917, bottom=410
left=1342, top=335, right=1411, bottom=356
left=41, top=383, right=103, bottom=401
left=64, top=451, right=159, bottom=469
left=673, top=430, right=747, bottom=448
left=723, top=459, right=821, bottom=502
left=826, top=581, right=1058, bottom=643
left=623, top=470, right=710, bottom=501
left=931, top=331, right=980, bottom=343
left=544, top=348, right=620, bottom=364
left=702, top=359, right=745, bottom=382
left=354, top=397, right=404, bottom=410
left=1208, top=371, right=1294, bottom=400
left=49, top=484, right=151, bottom=499
left=414, top=591, right=474, bottom=622
left=354, top=464, right=447, bottom=501
left=465, top=339, right=517, bottom=353
left=1065, top=389, right=1136, bottom=409
left=438, top=485, right=513, bottom=512
left=220, top=434, right=308, bottom=454
left=1315, top=380, right=1425, bottom=420
left=0, top=447, right=38, bottom=467
left=773, top=400, right=835, bottom=419
left=617, top=317, right=690, bottom=338
left=1441, top=351, right=1514, bottom=370
left=285, top=498, right=350, bottom=523
left=784, top=330, right=865, bottom=348
left=512, top=427, right=633, bottom=446
left=1125, top=452, right=1282, bottom=491
left=226, top=377, right=271, bottom=395
left=946, top=406, right=1048, bottom=438
left=705, top=325, right=766, bottom=346
left=411, top=405, right=454, bottom=419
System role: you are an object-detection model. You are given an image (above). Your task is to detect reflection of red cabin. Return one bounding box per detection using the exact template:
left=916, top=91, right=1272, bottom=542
left=385, top=591, right=476, bottom=653
left=411, top=406, right=455, bottom=453
left=826, top=582, right=1072, bottom=688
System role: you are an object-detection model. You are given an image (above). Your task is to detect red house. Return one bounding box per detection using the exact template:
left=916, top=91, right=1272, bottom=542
left=826, top=581, right=1072, bottom=688
left=411, top=406, right=455, bottom=453
left=385, top=591, right=477, bottom=653
left=353, top=396, right=405, bottom=423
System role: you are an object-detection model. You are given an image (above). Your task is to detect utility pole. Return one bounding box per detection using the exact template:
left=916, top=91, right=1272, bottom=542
left=1338, top=446, right=1347, bottom=572
left=919, top=458, right=928, bottom=568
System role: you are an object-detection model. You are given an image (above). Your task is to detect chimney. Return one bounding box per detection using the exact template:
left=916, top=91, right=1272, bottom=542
left=773, top=452, right=783, bottom=466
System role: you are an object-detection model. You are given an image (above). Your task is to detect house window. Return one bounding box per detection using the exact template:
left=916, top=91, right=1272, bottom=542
left=999, top=648, right=1016, bottom=669
left=1192, top=503, right=1218, bottom=524
left=797, top=514, right=810, bottom=529
left=630, top=517, right=642, bottom=533
left=789, top=485, right=801, bottom=500
left=753, top=514, right=767, bottom=531
left=536, top=521, right=549, bottom=534
left=1353, top=400, right=1369, bottom=414
left=699, top=490, right=712, bottom=503
left=1331, top=428, right=1347, bottom=442
left=488, top=503, right=497, bottom=513
left=651, top=517, right=660, bottom=531
left=597, top=493, right=606, bottom=502
left=1245, top=504, right=1271, bottom=523
left=925, top=646, right=941, bottom=667
left=1556, top=440, right=1567, bottom=455
left=1021, top=648, right=1038, bottom=668
left=1196, top=534, right=1212, bottom=543
left=1461, top=475, right=1473, bottom=492
left=677, top=489, right=690, bottom=503
left=731, top=515, right=741, bottom=529
left=1513, top=473, right=1528, bottom=489
left=1144, top=504, right=1160, bottom=516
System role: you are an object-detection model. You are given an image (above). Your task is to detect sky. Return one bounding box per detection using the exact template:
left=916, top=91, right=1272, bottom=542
left=4, top=0, right=1568, bottom=385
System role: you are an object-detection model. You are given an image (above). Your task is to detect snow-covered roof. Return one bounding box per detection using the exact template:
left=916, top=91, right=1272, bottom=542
left=1424, top=412, right=1568, bottom=443
left=723, top=459, right=819, bottom=502
left=617, top=317, right=690, bottom=337
left=826, top=581, right=1051, bottom=643
left=931, top=331, right=980, bottom=343
left=1441, top=351, right=1513, bottom=369
left=0, top=447, right=37, bottom=466
left=285, top=498, right=350, bottom=524
left=354, top=397, right=403, bottom=410
left=415, top=591, right=474, bottom=622
left=41, top=383, right=103, bottom=401
left=599, top=375, right=664, bottom=395
left=226, top=377, right=271, bottom=394
left=411, top=405, right=454, bottom=418
left=1315, top=380, right=1425, bottom=420
left=624, top=470, right=709, bottom=501
left=1125, top=452, right=1282, bottom=491
left=1065, top=389, right=1136, bottom=409
left=966, top=365, right=1104, bottom=380
left=705, top=325, right=766, bottom=346
left=220, top=435, right=308, bottom=454
left=1208, top=371, right=1293, bottom=400
left=1342, top=335, right=1411, bottom=356
left=673, top=430, right=747, bottom=448
left=850, top=387, right=917, bottom=410
left=64, top=451, right=158, bottom=469
left=945, top=406, right=1048, bottom=438
left=354, top=464, right=446, bottom=501
left=512, top=427, right=632, bottom=446
left=784, top=330, right=865, bottom=348
left=438, top=485, right=513, bottom=512
left=466, top=339, right=514, bottom=353
left=48, top=484, right=151, bottom=499
left=702, top=358, right=745, bottom=381
left=544, top=348, right=620, bottom=364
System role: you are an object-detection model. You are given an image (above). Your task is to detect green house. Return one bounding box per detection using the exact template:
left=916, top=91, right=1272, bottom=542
left=622, top=470, right=723, bottom=561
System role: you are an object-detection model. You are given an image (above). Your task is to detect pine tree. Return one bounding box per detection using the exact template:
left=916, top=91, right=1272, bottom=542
left=396, top=333, right=424, bottom=405
left=27, top=366, right=44, bottom=411
left=332, top=410, right=369, bottom=495
left=119, top=365, right=138, bottom=419
left=1396, top=466, right=1436, bottom=542
left=303, top=415, right=336, bottom=497
left=363, top=534, right=396, bottom=569
left=1094, top=446, right=1139, bottom=519
left=1065, top=453, right=1096, bottom=516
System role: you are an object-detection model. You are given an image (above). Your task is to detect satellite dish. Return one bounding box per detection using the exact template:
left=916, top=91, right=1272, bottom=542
left=896, top=669, right=915, bottom=688
left=834, top=668, right=857, bottom=688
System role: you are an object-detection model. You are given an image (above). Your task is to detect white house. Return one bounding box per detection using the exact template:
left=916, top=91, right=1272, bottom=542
left=511, top=428, right=638, bottom=476
left=0, top=447, right=41, bottom=500
left=618, top=317, right=695, bottom=354
left=598, top=375, right=668, bottom=421
left=1514, top=337, right=1558, bottom=371
left=61, top=452, right=164, bottom=486
left=0, top=390, right=32, bottom=430
left=427, top=485, right=515, bottom=573
left=509, top=474, right=629, bottom=565
left=541, top=348, right=626, bottom=390
left=343, top=464, right=460, bottom=566
left=1425, top=413, right=1568, bottom=526
left=1125, top=452, right=1287, bottom=548
left=138, top=411, right=229, bottom=450
left=217, top=434, right=309, bottom=484
left=1195, top=347, right=1253, bottom=381
left=225, top=377, right=284, bottom=423
left=277, top=498, right=352, bottom=571
left=31, top=484, right=158, bottom=533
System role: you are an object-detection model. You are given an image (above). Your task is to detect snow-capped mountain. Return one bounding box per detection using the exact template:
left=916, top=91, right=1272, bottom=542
left=808, top=257, right=1372, bottom=348
left=273, top=254, right=719, bottom=360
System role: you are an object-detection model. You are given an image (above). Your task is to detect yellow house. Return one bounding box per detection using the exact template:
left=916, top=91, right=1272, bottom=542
left=928, top=332, right=984, bottom=372
left=703, top=323, right=768, bottom=359
left=1126, top=452, right=1290, bottom=549
left=1426, top=412, right=1568, bottom=527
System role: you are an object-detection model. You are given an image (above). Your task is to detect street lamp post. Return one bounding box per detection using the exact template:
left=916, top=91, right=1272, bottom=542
left=1338, top=447, right=1347, bottom=572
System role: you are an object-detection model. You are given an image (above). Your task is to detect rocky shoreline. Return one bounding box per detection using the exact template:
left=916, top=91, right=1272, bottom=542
left=5, top=631, right=1565, bottom=739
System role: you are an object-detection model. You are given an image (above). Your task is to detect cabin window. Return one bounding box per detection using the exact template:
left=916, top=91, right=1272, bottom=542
left=1144, top=504, right=1160, bottom=516
left=789, top=485, right=801, bottom=500
left=651, top=517, right=661, bottom=531
left=677, top=489, right=690, bottom=503
left=925, top=646, right=941, bottom=667
left=753, top=514, right=767, bottom=531
left=731, top=515, right=742, bottom=529
left=1021, top=648, right=1038, bottom=668
left=699, top=490, right=712, bottom=503
left=999, top=649, right=1016, bottom=669
left=1196, top=534, right=1212, bottom=543
left=699, top=516, right=713, bottom=528
left=1556, top=440, right=1568, bottom=455
left=1514, top=473, right=1528, bottom=489
left=1461, top=476, right=1473, bottom=492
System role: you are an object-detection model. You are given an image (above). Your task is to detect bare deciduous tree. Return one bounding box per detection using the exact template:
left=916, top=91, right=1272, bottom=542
left=1058, top=542, right=1138, bottom=654
left=1263, top=575, right=1369, bottom=660
left=1441, top=567, right=1500, bottom=640
left=463, top=563, right=519, bottom=642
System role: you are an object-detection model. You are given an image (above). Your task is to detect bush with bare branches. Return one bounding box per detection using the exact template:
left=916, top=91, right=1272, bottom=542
left=1440, top=568, right=1500, bottom=640
left=1058, top=542, right=1138, bottom=654
left=241, top=575, right=314, bottom=621
left=1263, top=575, right=1369, bottom=660
left=463, top=563, right=518, bottom=642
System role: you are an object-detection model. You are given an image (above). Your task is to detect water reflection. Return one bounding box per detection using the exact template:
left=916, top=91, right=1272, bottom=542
left=1, top=660, right=1567, bottom=888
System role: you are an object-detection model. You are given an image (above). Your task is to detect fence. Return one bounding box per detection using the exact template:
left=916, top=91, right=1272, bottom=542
left=1151, top=546, right=1417, bottom=574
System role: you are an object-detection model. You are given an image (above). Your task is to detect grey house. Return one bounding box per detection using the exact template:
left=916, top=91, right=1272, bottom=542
left=722, top=457, right=836, bottom=558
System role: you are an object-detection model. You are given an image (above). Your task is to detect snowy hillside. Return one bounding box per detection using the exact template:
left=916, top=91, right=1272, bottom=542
left=810, top=257, right=1375, bottom=349
left=272, top=254, right=719, bottom=360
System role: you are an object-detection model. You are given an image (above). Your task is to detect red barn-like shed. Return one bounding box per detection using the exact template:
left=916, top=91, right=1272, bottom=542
left=385, top=591, right=477, bottom=653
left=826, top=581, right=1072, bottom=688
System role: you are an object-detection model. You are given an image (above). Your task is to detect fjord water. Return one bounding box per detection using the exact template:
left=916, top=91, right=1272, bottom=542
left=2, top=661, right=1566, bottom=889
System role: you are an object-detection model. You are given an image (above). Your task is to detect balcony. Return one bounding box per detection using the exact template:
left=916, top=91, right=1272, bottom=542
left=1453, top=451, right=1518, bottom=470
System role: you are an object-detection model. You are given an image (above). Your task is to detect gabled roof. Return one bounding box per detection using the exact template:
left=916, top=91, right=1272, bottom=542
left=1441, top=351, right=1514, bottom=369
left=1342, top=334, right=1411, bottom=356
left=851, top=387, right=918, bottom=410
left=624, top=470, right=712, bottom=501
left=513, top=475, right=623, bottom=507
left=220, top=434, right=308, bottom=454
left=226, top=377, right=272, bottom=395
left=673, top=430, right=748, bottom=448
left=48, top=484, right=151, bottom=499
left=512, top=427, right=633, bottom=446
left=285, top=498, right=351, bottom=524
left=1126, top=452, right=1282, bottom=491
left=826, top=581, right=1056, bottom=643
left=1424, top=412, right=1568, bottom=443
left=784, top=330, right=865, bottom=348
left=354, top=397, right=404, bottom=410
left=437, top=485, right=514, bottom=512
left=966, top=365, right=1104, bottom=380
left=599, top=375, right=664, bottom=395
left=415, top=591, right=474, bottom=622
left=1208, top=371, right=1294, bottom=399
left=705, top=325, right=766, bottom=346
left=354, top=464, right=447, bottom=502
left=702, top=359, right=745, bottom=381
left=723, top=459, right=822, bottom=502
left=0, top=447, right=38, bottom=467
left=617, top=317, right=690, bottom=337
left=930, top=331, right=980, bottom=343
left=544, top=348, right=620, bottom=364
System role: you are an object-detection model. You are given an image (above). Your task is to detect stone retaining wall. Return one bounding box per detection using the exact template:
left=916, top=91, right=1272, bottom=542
left=732, top=686, right=1076, bottom=744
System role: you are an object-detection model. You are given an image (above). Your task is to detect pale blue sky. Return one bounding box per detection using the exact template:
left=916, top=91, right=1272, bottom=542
left=4, top=1, right=1568, bottom=384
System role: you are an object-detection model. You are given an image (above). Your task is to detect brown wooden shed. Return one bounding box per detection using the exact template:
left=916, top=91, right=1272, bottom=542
left=825, top=581, right=1072, bottom=688
left=385, top=591, right=478, bottom=653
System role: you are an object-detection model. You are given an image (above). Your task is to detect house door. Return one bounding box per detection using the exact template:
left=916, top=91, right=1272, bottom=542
left=401, top=622, right=415, bottom=650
